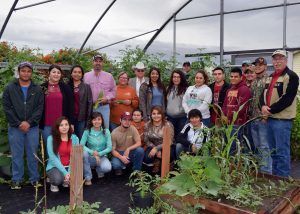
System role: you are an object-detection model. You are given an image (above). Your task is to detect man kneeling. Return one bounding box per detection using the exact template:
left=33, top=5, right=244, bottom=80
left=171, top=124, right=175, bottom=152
left=111, top=112, right=144, bottom=175
left=175, top=109, right=210, bottom=160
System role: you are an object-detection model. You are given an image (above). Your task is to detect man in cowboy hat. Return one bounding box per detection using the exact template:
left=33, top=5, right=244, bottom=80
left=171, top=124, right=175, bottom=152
left=129, top=62, right=149, bottom=97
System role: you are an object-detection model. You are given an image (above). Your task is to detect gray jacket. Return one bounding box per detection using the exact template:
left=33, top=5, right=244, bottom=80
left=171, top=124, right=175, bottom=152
left=139, top=82, right=166, bottom=121
left=2, top=79, right=44, bottom=127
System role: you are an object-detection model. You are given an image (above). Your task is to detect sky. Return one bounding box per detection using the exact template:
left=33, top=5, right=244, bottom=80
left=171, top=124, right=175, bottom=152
left=1, top=0, right=300, bottom=63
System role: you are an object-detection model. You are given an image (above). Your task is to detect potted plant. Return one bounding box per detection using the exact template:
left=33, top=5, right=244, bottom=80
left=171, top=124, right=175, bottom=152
left=127, top=170, right=160, bottom=209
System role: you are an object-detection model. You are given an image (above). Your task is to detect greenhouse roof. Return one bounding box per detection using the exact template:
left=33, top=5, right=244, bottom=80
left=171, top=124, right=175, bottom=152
left=1, top=0, right=300, bottom=62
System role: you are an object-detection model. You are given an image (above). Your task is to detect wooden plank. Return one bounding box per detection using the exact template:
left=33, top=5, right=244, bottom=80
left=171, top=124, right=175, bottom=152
left=69, top=145, right=83, bottom=210
left=161, top=126, right=171, bottom=178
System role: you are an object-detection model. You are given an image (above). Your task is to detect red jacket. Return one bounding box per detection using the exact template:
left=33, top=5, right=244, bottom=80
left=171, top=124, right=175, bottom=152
left=222, top=81, right=252, bottom=125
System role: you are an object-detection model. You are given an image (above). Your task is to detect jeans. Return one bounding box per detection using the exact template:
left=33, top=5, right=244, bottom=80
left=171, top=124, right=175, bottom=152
left=175, top=143, right=191, bottom=160
left=74, top=120, right=86, bottom=140
left=202, top=118, right=211, bottom=127
left=144, top=146, right=176, bottom=163
left=111, top=148, right=144, bottom=171
left=83, top=151, right=112, bottom=181
left=41, top=126, right=52, bottom=153
left=251, top=120, right=272, bottom=174
left=109, top=122, right=119, bottom=132
left=47, top=167, right=65, bottom=186
left=8, top=126, right=40, bottom=183
left=167, top=115, right=187, bottom=138
left=267, top=118, right=293, bottom=177
left=94, top=104, right=110, bottom=129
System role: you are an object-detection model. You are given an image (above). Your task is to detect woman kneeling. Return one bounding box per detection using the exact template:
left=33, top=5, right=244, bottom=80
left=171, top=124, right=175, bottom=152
left=81, top=112, right=112, bottom=185
left=46, top=116, right=79, bottom=192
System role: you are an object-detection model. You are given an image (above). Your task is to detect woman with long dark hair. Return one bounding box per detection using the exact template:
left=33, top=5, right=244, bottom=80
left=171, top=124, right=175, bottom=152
left=40, top=64, right=74, bottom=149
left=81, top=112, right=112, bottom=185
left=182, top=70, right=212, bottom=127
left=166, top=69, right=189, bottom=136
left=68, top=65, right=93, bottom=139
left=143, top=106, right=174, bottom=173
left=46, top=116, right=79, bottom=192
left=139, top=67, right=167, bottom=121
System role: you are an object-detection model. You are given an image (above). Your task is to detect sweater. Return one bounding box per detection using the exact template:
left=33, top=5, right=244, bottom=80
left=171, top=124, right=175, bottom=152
left=46, top=134, right=79, bottom=176
left=80, top=128, right=112, bottom=156
left=166, top=87, right=186, bottom=117
left=182, top=85, right=212, bottom=119
left=110, top=85, right=139, bottom=124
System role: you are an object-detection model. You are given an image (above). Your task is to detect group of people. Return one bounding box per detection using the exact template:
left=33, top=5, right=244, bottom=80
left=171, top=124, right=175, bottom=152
left=2, top=49, right=299, bottom=192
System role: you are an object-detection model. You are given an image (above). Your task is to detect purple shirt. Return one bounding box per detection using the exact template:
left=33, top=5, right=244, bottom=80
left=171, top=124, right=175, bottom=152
left=83, top=70, right=116, bottom=103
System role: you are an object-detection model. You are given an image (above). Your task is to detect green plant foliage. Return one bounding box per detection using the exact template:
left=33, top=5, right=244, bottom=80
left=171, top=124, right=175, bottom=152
left=20, top=201, right=114, bottom=214
left=128, top=207, right=157, bottom=214
left=128, top=170, right=160, bottom=199
left=291, top=94, right=300, bottom=160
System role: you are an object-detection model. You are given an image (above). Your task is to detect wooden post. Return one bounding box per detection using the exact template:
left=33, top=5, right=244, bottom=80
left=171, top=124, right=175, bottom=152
left=69, top=145, right=83, bottom=211
left=161, top=126, right=171, bottom=178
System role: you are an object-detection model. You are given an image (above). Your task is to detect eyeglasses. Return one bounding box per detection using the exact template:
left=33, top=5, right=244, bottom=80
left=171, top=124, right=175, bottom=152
left=137, top=69, right=144, bottom=72
left=119, top=77, right=128, bottom=80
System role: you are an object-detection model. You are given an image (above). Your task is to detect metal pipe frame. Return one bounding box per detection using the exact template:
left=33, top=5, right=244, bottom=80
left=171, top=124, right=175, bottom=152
left=283, top=0, right=287, bottom=50
left=77, top=0, right=117, bottom=56
left=176, top=2, right=300, bottom=22
left=0, top=0, right=19, bottom=40
left=143, top=0, right=193, bottom=52
left=173, top=14, right=176, bottom=65
left=185, top=47, right=300, bottom=58
left=82, top=29, right=159, bottom=55
left=14, top=0, right=56, bottom=11
left=220, top=0, right=224, bottom=65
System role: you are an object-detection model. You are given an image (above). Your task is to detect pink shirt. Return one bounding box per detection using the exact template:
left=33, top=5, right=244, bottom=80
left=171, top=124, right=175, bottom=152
left=83, top=70, right=116, bottom=103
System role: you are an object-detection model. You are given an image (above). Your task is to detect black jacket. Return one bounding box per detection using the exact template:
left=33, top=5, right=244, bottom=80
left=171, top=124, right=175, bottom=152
left=76, top=82, right=93, bottom=121
left=208, top=81, right=230, bottom=108
left=2, top=79, right=44, bottom=127
left=40, top=81, right=75, bottom=129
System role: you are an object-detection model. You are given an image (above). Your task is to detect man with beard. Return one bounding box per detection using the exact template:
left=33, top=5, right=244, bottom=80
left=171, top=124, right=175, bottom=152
left=3, top=62, right=44, bottom=189
left=260, top=50, right=299, bottom=177
left=111, top=112, right=144, bottom=175
left=248, top=57, right=271, bottom=174
left=84, top=55, right=116, bottom=128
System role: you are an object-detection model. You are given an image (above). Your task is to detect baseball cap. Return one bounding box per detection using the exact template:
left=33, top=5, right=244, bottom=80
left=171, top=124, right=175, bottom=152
left=93, top=54, right=103, bottom=61
left=121, top=112, right=132, bottom=120
left=183, top=61, right=191, bottom=66
left=241, top=60, right=251, bottom=66
left=253, top=57, right=267, bottom=65
left=18, top=62, right=33, bottom=70
left=272, top=50, right=287, bottom=57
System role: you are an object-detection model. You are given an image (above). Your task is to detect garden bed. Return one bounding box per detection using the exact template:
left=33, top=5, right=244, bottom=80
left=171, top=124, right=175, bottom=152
left=160, top=173, right=300, bottom=214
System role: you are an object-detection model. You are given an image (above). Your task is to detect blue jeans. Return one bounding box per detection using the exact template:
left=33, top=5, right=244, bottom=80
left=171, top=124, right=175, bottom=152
left=267, top=118, right=293, bottom=177
left=167, top=115, right=187, bottom=138
left=202, top=118, right=211, bottom=127
left=251, top=120, right=272, bottom=174
left=83, top=151, right=112, bottom=181
left=74, top=120, right=86, bottom=140
left=111, top=148, right=144, bottom=171
left=94, top=104, right=110, bottom=129
left=41, top=126, right=52, bottom=157
left=8, top=126, right=40, bottom=183
left=109, top=122, right=119, bottom=132
left=175, top=143, right=191, bottom=160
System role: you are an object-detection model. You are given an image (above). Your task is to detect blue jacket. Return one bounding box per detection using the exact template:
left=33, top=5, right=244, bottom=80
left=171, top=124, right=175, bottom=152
left=46, top=134, right=79, bottom=176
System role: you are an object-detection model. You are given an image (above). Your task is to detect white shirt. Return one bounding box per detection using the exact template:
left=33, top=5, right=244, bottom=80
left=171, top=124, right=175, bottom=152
left=136, top=77, right=146, bottom=97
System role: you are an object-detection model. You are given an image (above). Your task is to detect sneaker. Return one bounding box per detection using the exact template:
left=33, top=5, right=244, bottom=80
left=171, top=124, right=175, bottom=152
left=46, top=177, right=50, bottom=183
left=50, top=185, right=59, bottom=192
left=114, top=169, right=123, bottom=176
left=11, top=182, right=21, bottom=190
left=143, top=162, right=154, bottom=167
left=31, top=181, right=43, bottom=188
left=97, top=173, right=104, bottom=178
left=62, top=182, right=69, bottom=188
left=85, top=180, right=92, bottom=186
